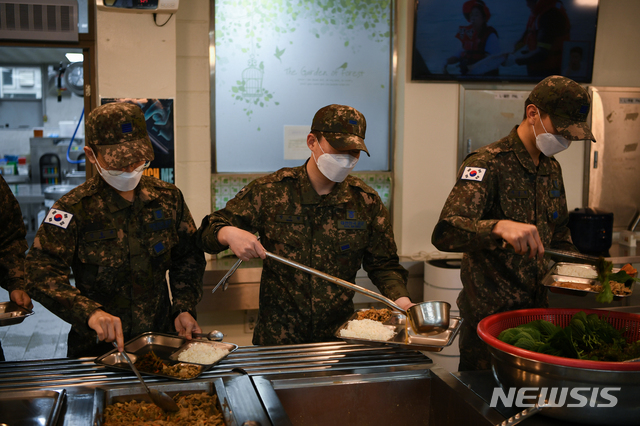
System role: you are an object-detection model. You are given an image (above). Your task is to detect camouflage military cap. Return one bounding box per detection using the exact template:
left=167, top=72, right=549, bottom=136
left=85, top=102, right=155, bottom=169
left=528, top=75, right=595, bottom=142
left=311, top=104, right=370, bottom=156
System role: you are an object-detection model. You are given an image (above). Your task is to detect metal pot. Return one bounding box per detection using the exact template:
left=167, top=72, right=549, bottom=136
left=487, top=346, right=640, bottom=425
left=478, top=308, right=640, bottom=425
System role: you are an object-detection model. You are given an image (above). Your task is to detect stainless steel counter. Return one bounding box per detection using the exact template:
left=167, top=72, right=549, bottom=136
left=0, top=341, right=528, bottom=426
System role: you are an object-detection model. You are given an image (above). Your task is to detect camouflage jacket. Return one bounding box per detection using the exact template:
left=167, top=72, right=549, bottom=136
left=432, top=127, right=576, bottom=326
left=0, top=175, right=28, bottom=293
left=197, top=163, right=409, bottom=345
left=26, top=175, right=205, bottom=357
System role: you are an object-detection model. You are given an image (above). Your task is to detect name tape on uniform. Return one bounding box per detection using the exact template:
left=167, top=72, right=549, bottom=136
left=44, top=208, right=74, bottom=229
left=461, top=167, right=487, bottom=182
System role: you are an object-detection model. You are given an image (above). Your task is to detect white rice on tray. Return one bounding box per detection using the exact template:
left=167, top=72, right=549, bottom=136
left=556, top=264, right=598, bottom=279
left=177, top=343, right=230, bottom=365
left=339, top=318, right=396, bottom=341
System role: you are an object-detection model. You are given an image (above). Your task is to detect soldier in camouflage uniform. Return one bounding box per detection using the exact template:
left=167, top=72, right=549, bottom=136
left=197, top=104, right=412, bottom=345
left=0, top=175, right=33, bottom=361
left=26, top=103, right=205, bottom=358
left=432, top=76, right=595, bottom=371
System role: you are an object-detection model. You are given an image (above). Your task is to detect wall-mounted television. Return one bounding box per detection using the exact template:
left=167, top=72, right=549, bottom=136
left=412, top=0, right=599, bottom=83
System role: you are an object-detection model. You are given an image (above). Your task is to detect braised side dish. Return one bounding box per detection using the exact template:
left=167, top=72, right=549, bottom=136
left=134, top=351, right=201, bottom=379
left=356, top=308, right=392, bottom=322
left=595, top=260, right=639, bottom=303
left=555, top=280, right=633, bottom=296
left=591, top=281, right=633, bottom=296
left=104, top=392, right=224, bottom=425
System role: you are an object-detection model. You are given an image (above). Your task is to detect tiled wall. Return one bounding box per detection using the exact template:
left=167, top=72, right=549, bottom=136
left=212, top=171, right=393, bottom=212
left=210, top=171, right=393, bottom=259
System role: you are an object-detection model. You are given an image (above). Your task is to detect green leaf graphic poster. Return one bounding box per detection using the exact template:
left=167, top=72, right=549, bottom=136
left=214, top=0, right=392, bottom=172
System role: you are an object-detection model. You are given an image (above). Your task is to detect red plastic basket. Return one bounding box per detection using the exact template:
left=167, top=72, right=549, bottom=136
left=477, top=308, right=640, bottom=371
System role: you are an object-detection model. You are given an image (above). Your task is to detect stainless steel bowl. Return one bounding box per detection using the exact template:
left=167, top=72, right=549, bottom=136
left=407, top=300, right=450, bottom=334
left=487, top=345, right=640, bottom=425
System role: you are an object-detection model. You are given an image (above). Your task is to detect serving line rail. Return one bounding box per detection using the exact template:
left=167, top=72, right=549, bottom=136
left=1, top=341, right=574, bottom=425
left=0, top=341, right=432, bottom=392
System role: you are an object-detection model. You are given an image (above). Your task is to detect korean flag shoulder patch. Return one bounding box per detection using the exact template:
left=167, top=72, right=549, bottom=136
left=44, top=208, right=74, bottom=229
left=461, top=166, right=487, bottom=182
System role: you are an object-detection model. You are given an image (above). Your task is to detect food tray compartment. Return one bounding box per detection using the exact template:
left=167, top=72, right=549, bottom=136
left=168, top=340, right=238, bottom=365
left=335, top=309, right=462, bottom=352
left=93, top=377, right=236, bottom=426
left=542, top=262, right=632, bottom=300
left=95, top=332, right=235, bottom=380
left=0, top=389, right=65, bottom=426
left=0, top=300, right=34, bottom=326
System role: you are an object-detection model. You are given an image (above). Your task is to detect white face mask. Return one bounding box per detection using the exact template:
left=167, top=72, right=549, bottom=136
left=533, top=108, right=571, bottom=156
left=92, top=150, right=144, bottom=192
left=312, top=142, right=359, bottom=182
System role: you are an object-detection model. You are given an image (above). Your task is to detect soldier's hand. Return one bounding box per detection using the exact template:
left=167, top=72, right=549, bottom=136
left=175, top=312, right=202, bottom=340
left=218, top=226, right=266, bottom=261
left=493, top=220, right=544, bottom=260
left=395, top=296, right=415, bottom=310
left=10, top=289, right=33, bottom=310
left=88, top=309, right=124, bottom=352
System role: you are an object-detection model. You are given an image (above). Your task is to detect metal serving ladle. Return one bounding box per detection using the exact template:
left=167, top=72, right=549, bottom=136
left=264, top=251, right=450, bottom=333
left=215, top=248, right=450, bottom=334
left=112, top=341, right=179, bottom=412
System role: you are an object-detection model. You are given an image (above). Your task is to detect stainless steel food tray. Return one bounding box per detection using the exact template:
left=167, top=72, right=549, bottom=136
left=335, top=309, right=462, bottom=352
left=93, top=378, right=236, bottom=426
left=94, top=332, right=237, bottom=380
left=542, top=262, right=632, bottom=300
left=0, top=300, right=34, bottom=326
left=0, top=388, right=65, bottom=426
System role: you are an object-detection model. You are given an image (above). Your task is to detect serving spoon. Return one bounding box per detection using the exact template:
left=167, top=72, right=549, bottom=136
left=170, top=330, right=224, bottom=341
left=193, top=330, right=224, bottom=341
left=111, top=341, right=179, bottom=412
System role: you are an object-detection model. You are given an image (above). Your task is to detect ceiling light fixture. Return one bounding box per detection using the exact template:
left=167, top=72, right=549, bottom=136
left=65, top=53, right=84, bottom=63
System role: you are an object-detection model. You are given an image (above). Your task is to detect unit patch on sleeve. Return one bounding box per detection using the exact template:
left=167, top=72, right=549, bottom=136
left=44, top=208, right=74, bottom=229
left=461, top=167, right=487, bottom=182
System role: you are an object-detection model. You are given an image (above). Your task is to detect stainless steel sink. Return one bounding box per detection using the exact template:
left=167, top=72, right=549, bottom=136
left=251, top=366, right=505, bottom=426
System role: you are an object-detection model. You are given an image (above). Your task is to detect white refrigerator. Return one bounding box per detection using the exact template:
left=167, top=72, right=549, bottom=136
left=587, top=87, right=640, bottom=231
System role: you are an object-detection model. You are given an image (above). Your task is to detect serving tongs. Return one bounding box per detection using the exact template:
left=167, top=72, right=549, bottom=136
left=212, top=237, right=260, bottom=294
left=500, top=240, right=601, bottom=265
left=212, top=257, right=243, bottom=294
left=544, top=248, right=601, bottom=265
